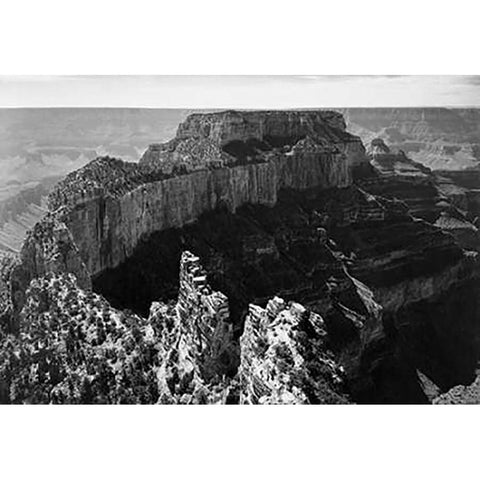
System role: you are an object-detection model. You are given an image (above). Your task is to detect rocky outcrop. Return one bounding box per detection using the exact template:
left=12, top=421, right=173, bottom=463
left=238, top=297, right=349, bottom=404
left=48, top=110, right=367, bottom=277
left=0, top=253, right=18, bottom=331
left=0, top=272, right=160, bottom=404
left=0, top=249, right=356, bottom=404
left=142, top=110, right=367, bottom=171
left=147, top=251, right=236, bottom=404
left=8, top=213, right=91, bottom=319
left=434, top=211, right=480, bottom=251
left=434, top=376, right=480, bottom=404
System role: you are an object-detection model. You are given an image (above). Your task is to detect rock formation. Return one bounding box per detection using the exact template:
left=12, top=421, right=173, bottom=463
left=359, top=138, right=480, bottom=249
left=434, top=376, right=480, bottom=404
left=2, top=109, right=480, bottom=404
left=0, top=249, right=346, bottom=404
left=8, top=213, right=91, bottom=320
left=0, top=252, right=17, bottom=331
left=238, top=297, right=348, bottom=404
left=48, top=110, right=367, bottom=277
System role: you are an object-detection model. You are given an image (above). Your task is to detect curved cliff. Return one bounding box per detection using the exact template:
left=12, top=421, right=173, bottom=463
left=48, top=110, right=367, bottom=277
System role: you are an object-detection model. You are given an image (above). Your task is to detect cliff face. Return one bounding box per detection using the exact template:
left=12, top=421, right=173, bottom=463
left=49, top=111, right=367, bottom=278
left=87, top=126, right=480, bottom=404
left=142, top=110, right=367, bottom=171
left=346, top=139, right=480, bottom=401
left=358, top=138, right=480, bottom=250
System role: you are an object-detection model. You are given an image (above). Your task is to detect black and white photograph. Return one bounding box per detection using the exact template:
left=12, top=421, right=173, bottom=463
left=2, top=76, right=480, bottom=405
left=1, top=1, right=478, bottom=478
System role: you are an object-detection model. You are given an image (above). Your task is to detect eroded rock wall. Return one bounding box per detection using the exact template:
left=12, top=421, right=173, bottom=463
left=49, top=110, right=367, bottom=278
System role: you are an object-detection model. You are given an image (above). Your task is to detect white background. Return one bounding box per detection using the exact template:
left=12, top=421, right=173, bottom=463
left=1, top=0, right=479, bottom=479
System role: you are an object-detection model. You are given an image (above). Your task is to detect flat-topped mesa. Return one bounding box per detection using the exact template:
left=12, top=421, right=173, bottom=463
left=141, top=110, right=366, bottom=173
left=176, top=110, right=348, bottom=142
left=47, top=110, right=368, bottom=277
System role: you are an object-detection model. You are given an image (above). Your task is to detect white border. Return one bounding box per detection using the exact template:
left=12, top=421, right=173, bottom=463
left=1, top=1, right=479, bottom=479
left=0, top=0, right=478, bottom=75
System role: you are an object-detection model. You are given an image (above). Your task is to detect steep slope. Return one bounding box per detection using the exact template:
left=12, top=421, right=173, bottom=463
left=358, top=138, right=480, bottom=249
left=48, top=110, right=367, bottom=277
left=349, top=140, right=480, bottom=401
left=0, top=177, right=59, bottom=254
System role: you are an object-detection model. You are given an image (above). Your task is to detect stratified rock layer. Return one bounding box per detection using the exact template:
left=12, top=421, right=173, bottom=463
left=48, top=110, right=367, bottom=277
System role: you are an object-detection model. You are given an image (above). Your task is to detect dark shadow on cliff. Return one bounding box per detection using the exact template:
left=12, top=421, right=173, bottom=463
left=93, top=188, right=349, bottom=333
left=92, top=186, right=480, bottom=403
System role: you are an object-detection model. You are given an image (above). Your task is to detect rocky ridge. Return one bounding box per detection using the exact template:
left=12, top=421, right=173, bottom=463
left=239, top=297, right=348, bottom=404
left=0, top=250, right=347, bottom=404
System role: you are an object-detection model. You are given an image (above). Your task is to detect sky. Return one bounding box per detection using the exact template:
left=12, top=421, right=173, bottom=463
left=0, top=75, right=479, bottom=108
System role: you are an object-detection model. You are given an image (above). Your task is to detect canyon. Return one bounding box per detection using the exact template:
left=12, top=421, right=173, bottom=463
left=2, top=107, right=479, bottom=256
left=1, top=108, right=480, bottom=403
left=342, top=108, right=480, bottom=171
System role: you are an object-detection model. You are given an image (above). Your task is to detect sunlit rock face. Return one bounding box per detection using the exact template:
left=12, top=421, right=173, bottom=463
left=0, top=253, right=18, bottom=330
left=147, top=251, right=237, bottom=404
left=0, top=247, right=353, bottom=404
left=435, top=376, right=480, bottom=404
left=8, top=213, right=91, bottom=320
left=238, top=297, right=349, bottom=404
left=48, top=110, right=367, bottom=278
